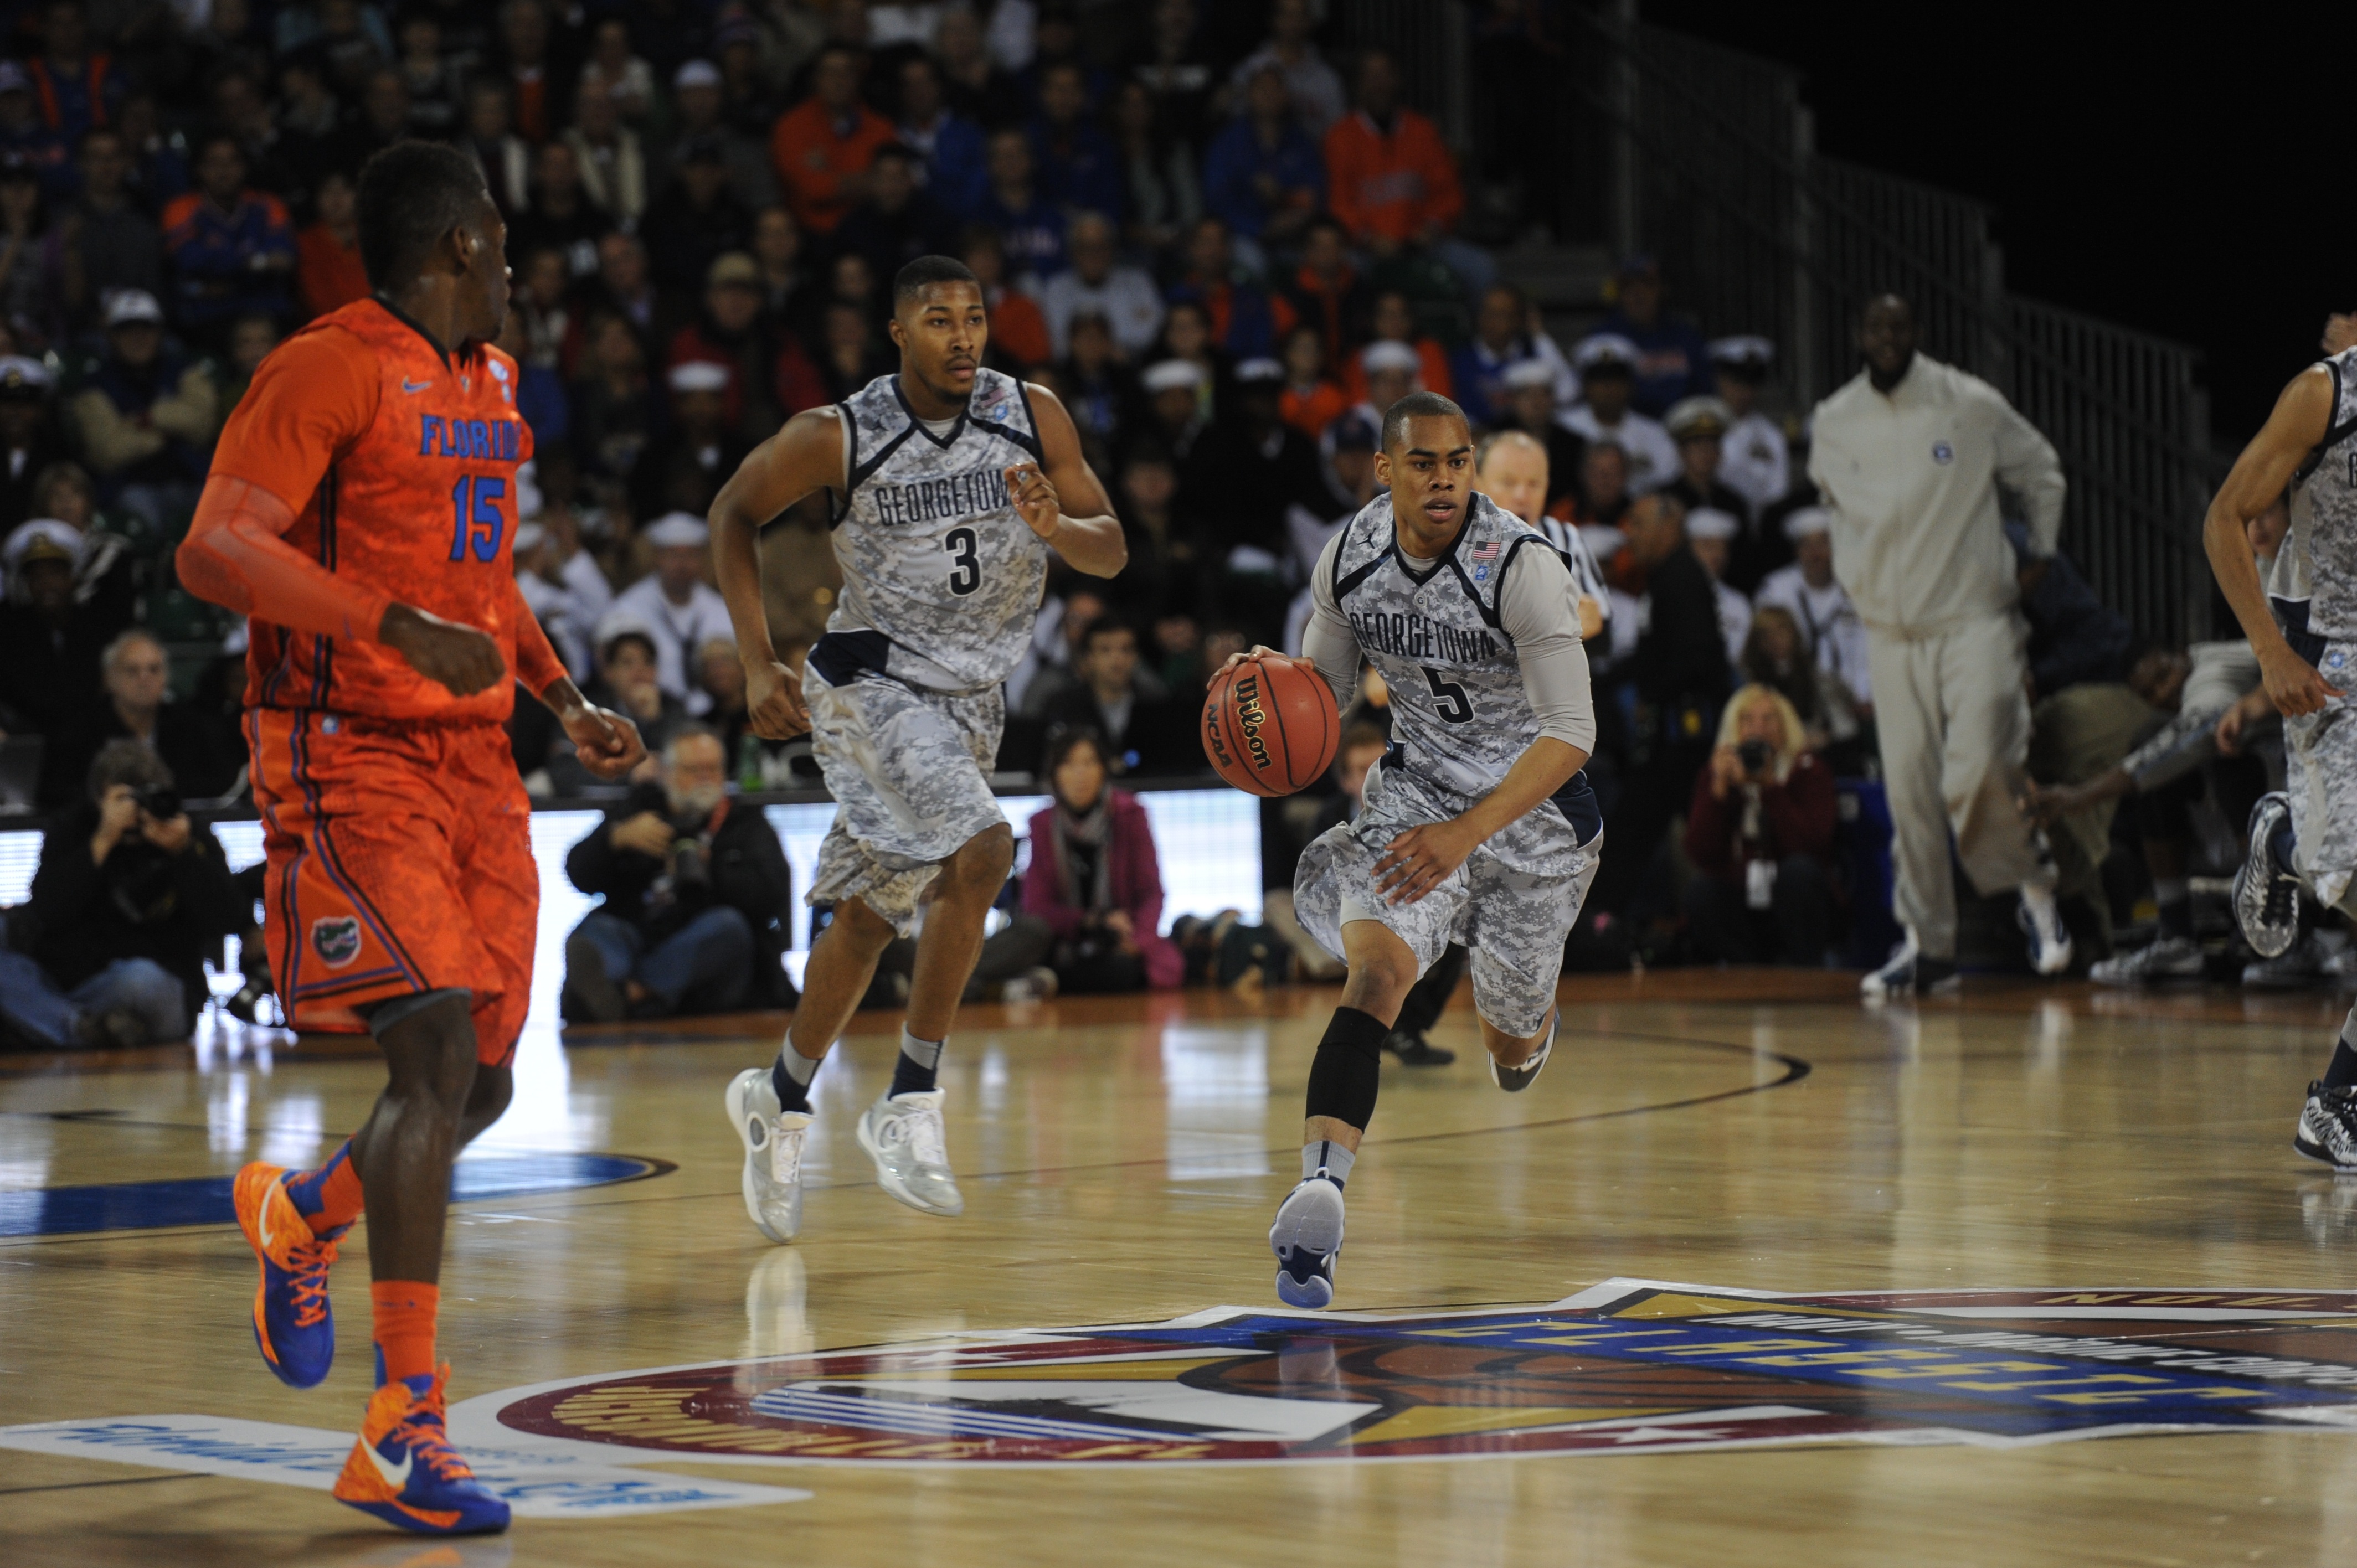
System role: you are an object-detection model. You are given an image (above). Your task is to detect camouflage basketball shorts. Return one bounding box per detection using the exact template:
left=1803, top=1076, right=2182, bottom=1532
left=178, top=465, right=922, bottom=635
left=2286, top=639, right=2357, bottom=916
left=1293, top=760, right=1599, bottom=1038
left=804, top=667, right=1008, bottom=936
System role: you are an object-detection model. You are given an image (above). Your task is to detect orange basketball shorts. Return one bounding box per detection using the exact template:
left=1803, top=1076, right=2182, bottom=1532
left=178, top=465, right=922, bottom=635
left=247, top=710, right=537, bottom=1066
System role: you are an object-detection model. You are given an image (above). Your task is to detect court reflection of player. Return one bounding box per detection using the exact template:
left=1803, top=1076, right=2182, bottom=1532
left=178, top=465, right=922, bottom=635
left=175, top=141, right=645, bottom=1536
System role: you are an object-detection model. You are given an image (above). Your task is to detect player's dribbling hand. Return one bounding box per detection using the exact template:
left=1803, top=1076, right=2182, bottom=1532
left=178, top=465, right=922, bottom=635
left=565, top=705, right=646, bottom=781
left=746, top=658, right=810, bottom=740
left=1218, top=645, right=1306, bottom=675
left=381, top=603, right=506, bottom=697
left=2260, top=641, right=2345, bottom=719
left=1374, top=818, right=1478, bottom=906
left=1005, top=464, right=1062, bottom=540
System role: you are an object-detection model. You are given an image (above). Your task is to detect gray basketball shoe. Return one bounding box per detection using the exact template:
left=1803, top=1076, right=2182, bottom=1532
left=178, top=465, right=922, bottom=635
left=2235, top=794, right=2304, bottom=960
left=1269, top=1175, right=1345, bottom=1309
left=1492, top=1007, right=1560, bottom=1093
left=2089, top=936, right=2204, bottom=986
left=856, top=1090, right=964, bottom=1216
left=2295, top=1082, right=2357, bottom=1170
left=725, top=1067, right=812, bottom=1244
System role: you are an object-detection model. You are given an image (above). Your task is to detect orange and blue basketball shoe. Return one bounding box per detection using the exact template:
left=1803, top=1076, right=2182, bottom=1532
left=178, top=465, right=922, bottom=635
left=333, top=1365, right=511, bottom=1534
left=232, top=1162, right=342, bottom=1388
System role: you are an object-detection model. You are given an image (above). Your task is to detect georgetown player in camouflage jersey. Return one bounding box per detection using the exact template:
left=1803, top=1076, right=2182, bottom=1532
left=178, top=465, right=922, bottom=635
left=1227, top=393, right=1601, bottom=1307
left=708, top=256, right=1125, bottom=1242
left=2208, top=344, right=2357, bottom=1168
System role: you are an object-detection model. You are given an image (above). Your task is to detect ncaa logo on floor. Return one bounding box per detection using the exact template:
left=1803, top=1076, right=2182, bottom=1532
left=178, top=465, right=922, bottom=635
left=486, top=1281, right=2357, bottom=1464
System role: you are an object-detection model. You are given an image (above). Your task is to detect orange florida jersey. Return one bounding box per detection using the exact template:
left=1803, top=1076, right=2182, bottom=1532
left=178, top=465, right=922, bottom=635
left=209, top=297, right=539, bottom=723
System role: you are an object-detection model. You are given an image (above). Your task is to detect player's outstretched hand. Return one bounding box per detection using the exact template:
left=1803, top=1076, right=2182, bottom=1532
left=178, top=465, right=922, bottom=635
left=2260, top=641, right=2345, bottom=719
left=1005, top=463, right=1062, bottom=539
left=565, top=704, right=647, bottom=780
left=380, top=602, right=506, bottom=698
left=746, top=658, right=811, bottom=740
left=1374, top=818, right=1479, bottom=906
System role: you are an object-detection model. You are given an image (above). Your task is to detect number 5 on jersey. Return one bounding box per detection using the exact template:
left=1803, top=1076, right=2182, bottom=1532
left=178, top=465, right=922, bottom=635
left=449, top=475, right=507, bottom=563
left=945, top=526, right=981, bottom=596
left=1423, top=666, right=1474, bottom=723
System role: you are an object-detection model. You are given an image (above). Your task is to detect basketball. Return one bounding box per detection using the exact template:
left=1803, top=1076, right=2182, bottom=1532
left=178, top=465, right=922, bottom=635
left=1201, top=656, right=1339, bottom=797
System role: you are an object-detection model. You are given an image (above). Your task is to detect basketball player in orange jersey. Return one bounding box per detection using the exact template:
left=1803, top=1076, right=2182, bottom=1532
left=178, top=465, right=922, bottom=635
left=175, top=141, right=644, bottom=1535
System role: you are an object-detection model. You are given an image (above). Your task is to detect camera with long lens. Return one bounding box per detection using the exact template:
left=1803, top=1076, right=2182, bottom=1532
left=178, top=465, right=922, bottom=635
left=131, top=785, right=182, bottom=820
left=1736, top=739, right=1772, bottom=776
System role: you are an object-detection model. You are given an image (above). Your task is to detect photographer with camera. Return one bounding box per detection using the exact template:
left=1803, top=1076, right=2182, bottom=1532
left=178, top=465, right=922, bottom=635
left=0, top=740, right=242, bottom=1049
left=560, top=723, right=796, bottom=1023
left=1682, top=684, right=1839, bottom=967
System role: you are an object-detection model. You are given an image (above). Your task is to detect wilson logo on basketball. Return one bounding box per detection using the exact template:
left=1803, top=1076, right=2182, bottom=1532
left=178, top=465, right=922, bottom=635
left=1233, top=674, right=1275, bottom=776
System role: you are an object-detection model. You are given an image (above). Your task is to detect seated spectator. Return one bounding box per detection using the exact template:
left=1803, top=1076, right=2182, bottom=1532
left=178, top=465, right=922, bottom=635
left=1057, top=311, right=1140, bottom=459
left=569, top=311, right=655, bottom=504
left=770, top=44, right=893, bottom=236
left=1031, top=60, right=1124, bottom=217
left=1599, top=255, right=1713, bottom=417
left=350, top=68, right=413, bottom=168
left=664, top=58, right=776, bottom=213
left=1169, top=216, right=1293, bottom=361
left=813, top=298, right=893, bottom=401
left=216, top=313, right=281, bottom=419
left=577, top=616, right=687, bottom=769
left=1665, top=400, right=1766, bottom=584
left=1038, top=210, right=1162, bottom=361
left=1710, top=336, right=1791, bottom=518
left=1038, top=616, right=1184, bottom=775
left=582, top=231, right=663, bottom=355
left=509, top=140, right=615, bottom=283
left=669, top=251, right=789, bottom=440
left=2011, top=520, right=2133, bottom=700
left=561, top=723, right=796, bottom=1022
left=0, top=64, right=66, bottom=200
left=750, top=205, right=816, bottom=339
left=1342, top=289, right=1450, bottom=404
left=613, top=513, right=735, bottom=711
left=1228, top=0, right=1346, bottom=138
left=67, top=290, right=219, bottom=530
left=161, top=136, right=293, bottom=341
left=1453, top=284, right=1574, bottom=430
left=565, top=82, right=649, bottom=230
left=395, top=11, right=465, bottom=139
left=1182, top=357, right=1325, bottom=641
left=1013, top=583, right=1111, bottom=716
left=0, top=354, right=63, bottom=528
left=1752, top=507, right=1873, bottom=715
left=1578, top=439, right=1632, bottom=529
left=295, top=169, right=369, bottom=320
left=459, top=81, right=532, bottom=215
left=833, top=143, right=953, bottom=295
left=961, top=224, right=1051, bottom=370
left=1134, top=0, right=1217, bottom=144
left=1110, top=78, right=1201, bottom=255
left=42, top=628, right=235, bottom=808
left=1562, top=334, right=1676, bottom=492
left=273, top=58, right=358, bottom=207
left=634, top=362, right=749, bottom=518
left=52, top=128, right=162, bottom=333
left=1139, top=355, right=1208, bottom=459
left=1322, top=47, right=1489, bottom=295
left=1278, top=322, right=1346, bottom=441
left=644, top=135, right=755, bottom=298
left=1147, top=298, right=1224, bottom=420
left=896, top=55, right=986, bottom=218
left=27, top=2, right=124, bottom=146
left=0, top=153, right=54, bottom=352
left=934, top=4, right=1028, bottom=131
left=1277, top=216, right=1370, bottom=373
left=1350, top=339, right=1422, bottom=429
left=0, top=518, right=125, bottom=740
left=1020, top=727, right=1182, bottom=992
left=1106, top=442, right=1188, bottom=618
left=1682, top=684, right=1839, bottom=966
left=578, top=16, right=656, bottom=130
left=30, top=460, right=136, bottom=617
left=1741, top=604, right=1863, bottom=772
left=0, top=739, right=239, bottom=1049
left=695, top=636, right=761, bottom=770
left=1497, top=359, right=1587, bottom=514
left=1203, top=63, right=1324, bottom=252
left=975, top=127, right=1065, bottom=283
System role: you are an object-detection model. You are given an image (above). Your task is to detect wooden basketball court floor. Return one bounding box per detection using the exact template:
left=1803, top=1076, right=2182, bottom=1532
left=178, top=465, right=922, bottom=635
left=8, top=971, right=2357, bottom=1566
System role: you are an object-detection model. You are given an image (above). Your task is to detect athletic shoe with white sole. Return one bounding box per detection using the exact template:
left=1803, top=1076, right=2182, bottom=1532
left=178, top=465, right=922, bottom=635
left=2294, top=1081, right=2357, bottom=1170
left=856, top=1089, right=963, bottom=1216
left=1491, top=1007, right=1558, bottom=1094
left=2018, top=896, right=2074, bottom=976
left=1860, top=932, right=1959, bottom=998
left=2235, top=793, right=2304, bottom=960
left=2243, top=932, right=2328, bottom=990
left=1269, top=1174, right=1345, bottom=1309
left=725, top=1066, right=812, bottom=1244
left=2088, top=936, right=2204, bottom=986
left=331, top=1365, right=509, bottom=1535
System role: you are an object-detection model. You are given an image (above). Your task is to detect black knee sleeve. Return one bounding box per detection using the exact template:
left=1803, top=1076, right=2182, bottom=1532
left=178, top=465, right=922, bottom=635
left=1305, top=1007, right=1388, bottom=1131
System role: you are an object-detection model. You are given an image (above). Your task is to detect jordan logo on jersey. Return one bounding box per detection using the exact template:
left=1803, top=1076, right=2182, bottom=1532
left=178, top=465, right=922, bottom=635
left=867, top=468, right=1012, bottom=528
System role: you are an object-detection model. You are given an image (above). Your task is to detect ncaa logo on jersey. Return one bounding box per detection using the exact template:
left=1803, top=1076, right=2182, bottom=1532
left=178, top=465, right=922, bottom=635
left=310, top=916, right=362, bottom=968
left=1931, top=440, right=1955, bottom=465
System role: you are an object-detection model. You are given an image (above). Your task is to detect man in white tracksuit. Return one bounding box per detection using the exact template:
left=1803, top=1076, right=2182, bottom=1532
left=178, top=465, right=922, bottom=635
left=1809, top=293, right=2073, bottom=996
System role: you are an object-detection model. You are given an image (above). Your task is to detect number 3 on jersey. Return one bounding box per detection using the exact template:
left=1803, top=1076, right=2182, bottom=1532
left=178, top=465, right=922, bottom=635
left=945, top=526, right=981, bottom=596
left=449, top=475, right=507, bottom=563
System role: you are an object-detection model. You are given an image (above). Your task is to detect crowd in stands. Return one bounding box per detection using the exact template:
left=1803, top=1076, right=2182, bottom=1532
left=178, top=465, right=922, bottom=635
left=0, top=0, right=2320, bottom=1046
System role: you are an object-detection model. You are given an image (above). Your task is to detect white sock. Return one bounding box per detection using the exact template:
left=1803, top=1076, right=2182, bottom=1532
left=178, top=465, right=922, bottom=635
left=2021, top=882, right=2059, bottom=919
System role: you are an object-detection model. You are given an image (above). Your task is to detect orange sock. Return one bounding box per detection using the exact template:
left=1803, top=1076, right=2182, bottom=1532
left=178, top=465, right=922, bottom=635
left=285, top=1140, right=366, bottom=1236
left=371, top=1281, right=439, bottom=1386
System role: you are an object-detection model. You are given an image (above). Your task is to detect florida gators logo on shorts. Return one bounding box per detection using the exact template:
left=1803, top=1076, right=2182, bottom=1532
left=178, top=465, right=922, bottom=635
left=311, top=916, right=363, bottom=968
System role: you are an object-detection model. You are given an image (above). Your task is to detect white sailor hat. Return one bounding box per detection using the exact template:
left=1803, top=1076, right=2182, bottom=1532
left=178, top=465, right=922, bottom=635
left=1685, top=507, right=1740, bottom=543
left=1500, top=358, right=1556, bottom=390
left=1708, top=334, right=1775, bottom=368
left=645, top=513, right=711, bottom=549
left=1572, top=333, right=1639, bottom=372
left=1577, top=523, right=1625, bottom=560
left=667, top=359, right=730, bottom=394
left=1142, top=359, right=1204, bottom=393
left=673, top=59, right=722, bottom=90
left=594, top=607, right=662, bottom=656
left=4, top=517, right=81, bottom=570
left=1235, top=357, right=1283, bottom=384
left=1360, top=340, right=1421, bottom=375
left=1664, top=395, right=1733, bottom=440
left=1783, top=506, right=1833, bottom=540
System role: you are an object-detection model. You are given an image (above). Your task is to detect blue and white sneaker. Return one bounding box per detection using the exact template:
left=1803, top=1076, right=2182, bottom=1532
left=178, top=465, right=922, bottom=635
left=2018, top=893, right=2075, bottom=976
left=1860, top=931, right=1959, bottom=998
left=2235, top=793, right=2304, bottom=960
left=1491, top=1007, right=1559, bottom=1093
left=1269, top=1175, right=1345, bottom=1309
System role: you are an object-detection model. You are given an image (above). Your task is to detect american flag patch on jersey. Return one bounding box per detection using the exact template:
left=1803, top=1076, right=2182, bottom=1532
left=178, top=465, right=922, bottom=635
left=1471, top=541, right=1500, bottom=560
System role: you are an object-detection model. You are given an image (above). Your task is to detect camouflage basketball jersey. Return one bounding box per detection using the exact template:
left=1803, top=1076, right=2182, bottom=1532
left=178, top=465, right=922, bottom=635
left=2282, top=346, right=2357, bottom=644
left=816, top=368, right=1050, bottom=692
left=1331, top=491, right=1575, bottom=801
